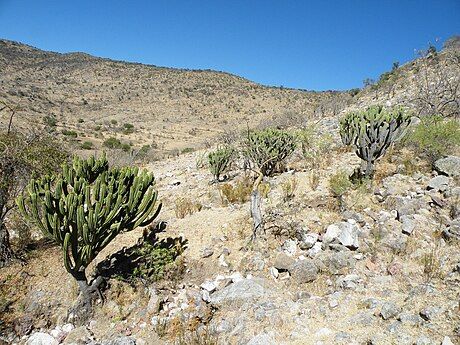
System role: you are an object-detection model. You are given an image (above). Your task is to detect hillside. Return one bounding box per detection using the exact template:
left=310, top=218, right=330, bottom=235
left=0, top=39, right=340, bottom=156
left=0, top=39, right=459, bottom=345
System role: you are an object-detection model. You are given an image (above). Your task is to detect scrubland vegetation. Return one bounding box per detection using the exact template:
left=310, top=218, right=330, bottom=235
left=0, top=37, right=459, bottom=344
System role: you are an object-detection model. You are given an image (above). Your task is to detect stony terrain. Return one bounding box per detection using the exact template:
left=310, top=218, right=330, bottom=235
left=0, top=40, right=459, bottom=345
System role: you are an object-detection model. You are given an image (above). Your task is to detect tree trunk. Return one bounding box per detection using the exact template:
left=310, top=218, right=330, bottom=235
left=251, top=172, right=264, bottom=241
left=67, top=270, right=104, bottom=325
left=0, top=222, right=13, bottom=268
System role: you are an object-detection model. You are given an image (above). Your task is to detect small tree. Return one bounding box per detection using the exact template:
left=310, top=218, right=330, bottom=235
left=329, top=171, right=352, bottom=211
left=244, top=128, right=296, bottom=240
left=0, top=131, right=68, bottom=267
left=17, top=154, right=161, bottom=323
left=208, top=146, right=235, bottom=182
left=340, top=106, right=412, bottom=178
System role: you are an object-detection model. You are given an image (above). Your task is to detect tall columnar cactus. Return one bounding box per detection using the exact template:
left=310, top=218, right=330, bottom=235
left=245, top=128, right=296, bottom=177
left=339, top=106, right=412, bottom=177
left=16, top=154, right=161, bottom=295
left=208, top=146, right=235, bottom=182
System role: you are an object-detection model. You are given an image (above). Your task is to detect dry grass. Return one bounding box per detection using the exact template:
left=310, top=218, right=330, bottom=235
left=175, top=197, right=203, bottom=218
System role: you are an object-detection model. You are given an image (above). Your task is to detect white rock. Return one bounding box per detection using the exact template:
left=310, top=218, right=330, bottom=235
left=218, top=254, right=229, bottom=267
left=61, top=324, right=74, bottom=333
left=270, top=267, right=279, bottom=279
left=26, top=332, right=58, bottom=345
left=200, top=281, right=217, bottom=292
left=282, top=239, right=297, bottom=256
left=323, top=224, right=341, bottom=244
left=442, top=336, right=455, bottom=345
left=307, top=242, right=322, bottom=257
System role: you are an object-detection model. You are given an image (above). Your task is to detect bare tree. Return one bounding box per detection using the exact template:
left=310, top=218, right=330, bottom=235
left=413, top=46, right=460, bottom=117
left=0, top=100, right=20, bottom=134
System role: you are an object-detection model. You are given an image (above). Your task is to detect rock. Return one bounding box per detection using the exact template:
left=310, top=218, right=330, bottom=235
left=415, top=336, right=434, bottom=345
left=427, top=175, right=449, bottom=191
left=218, top=254, right=229, bottom=267
left=337, top=221, right=360, bottom=249
left=323, top=224, right=341, bottom=244
left=443, top=219, right=460, bottom=241
left=289, top=260, right=318, bottom=284
left=281, top=239, right=297, bottom=256
left=398, top=312, right=424, bottom=326
left=26, top=332, right=58, bottom=345
left=246, top=332, right=278, bottom=345
left=315, top=251, right=356, bottom=275
left=103, top=337, right=136, bottom=345
left=400, top=215, right=416, bottom=235
left=385, top=196, right=427, bottom=218
left=269, top=267, right=279, bottom=279
left=201, top=247, right=214, bottom=258
left=273, top=252, right=295, bottom=271
left=434, top=156, right=460, bottom=177
left=380, top=302, right=401, bottom=320
left=298, top=232, right=318, bottom=250
left=441, top=336, right=455, bottom=345
left=62, top=326, right=92, bottom=344
left=200, top=281, right=217, bottom=292
left=419, top=306, right=441, bottom=321
left=307, top=242, right=322, bottom=257
left=210, top=278, right=271, bottom=307
left=337, top=274, right=361, bottom=289
left=147, top=288, right=160, bottom=314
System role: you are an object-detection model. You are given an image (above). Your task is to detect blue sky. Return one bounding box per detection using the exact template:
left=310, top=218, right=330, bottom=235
left=0, top=0, right=458, bottom=90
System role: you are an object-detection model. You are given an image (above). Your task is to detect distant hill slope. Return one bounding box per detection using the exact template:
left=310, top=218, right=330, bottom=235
left=0, top=39, right=458, bottom=156
left=0, top=39, right=338, bottom=154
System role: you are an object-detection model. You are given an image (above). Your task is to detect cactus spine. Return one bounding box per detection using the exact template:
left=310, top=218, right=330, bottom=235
left=339, top=105, right=411, bottom=177
left=16, top=154, right=161, bottom=285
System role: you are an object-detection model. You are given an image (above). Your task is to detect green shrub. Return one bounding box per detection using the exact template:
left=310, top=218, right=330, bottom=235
left=62, top=129, right=78, bottom=138
left=403, top=115, right=460, bottom=164
left=110, top=119, right=118, bottom=125
left=181, top=147, right=195, bottom=154
left=80, top=141, right=93, bottom=150
left=329, top=170, right=352, bottom=210
left=340, top=106, right=412, bottom=178
left=208, top=146, right=235, bottom=181
left=103, top=137, right=122, bottom=149
left=123, top=123, right=134, bottom=134
left=244, top=128, right=296, bottom=176
left=78, top=118, right=84, bottom=123
left=43, top=115, right=57, bottom=127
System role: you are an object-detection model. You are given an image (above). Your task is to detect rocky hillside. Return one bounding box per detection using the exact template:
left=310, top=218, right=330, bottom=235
left=0, top=39, right=339, bottom=155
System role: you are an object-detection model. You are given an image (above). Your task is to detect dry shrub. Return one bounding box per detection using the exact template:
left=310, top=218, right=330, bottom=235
left=281, top=176, right=298, bottom=201
left=219, top=177, right=252, bottom=204
left=175, top=197, right=202, bottom=218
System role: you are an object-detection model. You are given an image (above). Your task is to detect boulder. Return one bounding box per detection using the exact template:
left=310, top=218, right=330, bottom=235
left=427, top=175, right=449, bottom=191
left=289, top=260, right=318, bottom=284
left=434, top=156, right=460, bottom=177
left=26, top=333, right=58, bottom=345
left=210, top=278, right=271, bottom=307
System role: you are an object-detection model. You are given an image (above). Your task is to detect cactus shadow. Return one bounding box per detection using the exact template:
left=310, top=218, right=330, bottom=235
left=95, top=221, right=188, bottom=284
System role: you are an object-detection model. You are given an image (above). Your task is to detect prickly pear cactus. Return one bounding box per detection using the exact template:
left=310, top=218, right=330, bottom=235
left=16, top=154, right=161, bottom=280
left=339, top=106, right=411, bottom=177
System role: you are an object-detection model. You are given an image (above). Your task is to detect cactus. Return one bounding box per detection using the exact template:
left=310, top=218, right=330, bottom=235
left=245, top=128, right=296, bottom=176
left=16, top=154, right=161, bottom=296
left=339, top=105, right=411, bottom=177
left=208, top=146, right=235, bottom=181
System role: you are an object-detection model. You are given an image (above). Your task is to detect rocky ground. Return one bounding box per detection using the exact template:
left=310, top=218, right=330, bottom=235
left=1, top=129, right=459, bottom=344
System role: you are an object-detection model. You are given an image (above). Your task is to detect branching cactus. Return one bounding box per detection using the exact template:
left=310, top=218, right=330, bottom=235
left=245, top=128, right=296, bottom=177
left=16, top=154, right=161, bottom=322
left=208, top=146, right=235, bottom=182
left=339, top=105, right=411, bottom=177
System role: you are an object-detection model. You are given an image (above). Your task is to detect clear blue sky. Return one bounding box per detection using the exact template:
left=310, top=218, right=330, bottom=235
left=0, top=0, right=459, bottom=91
